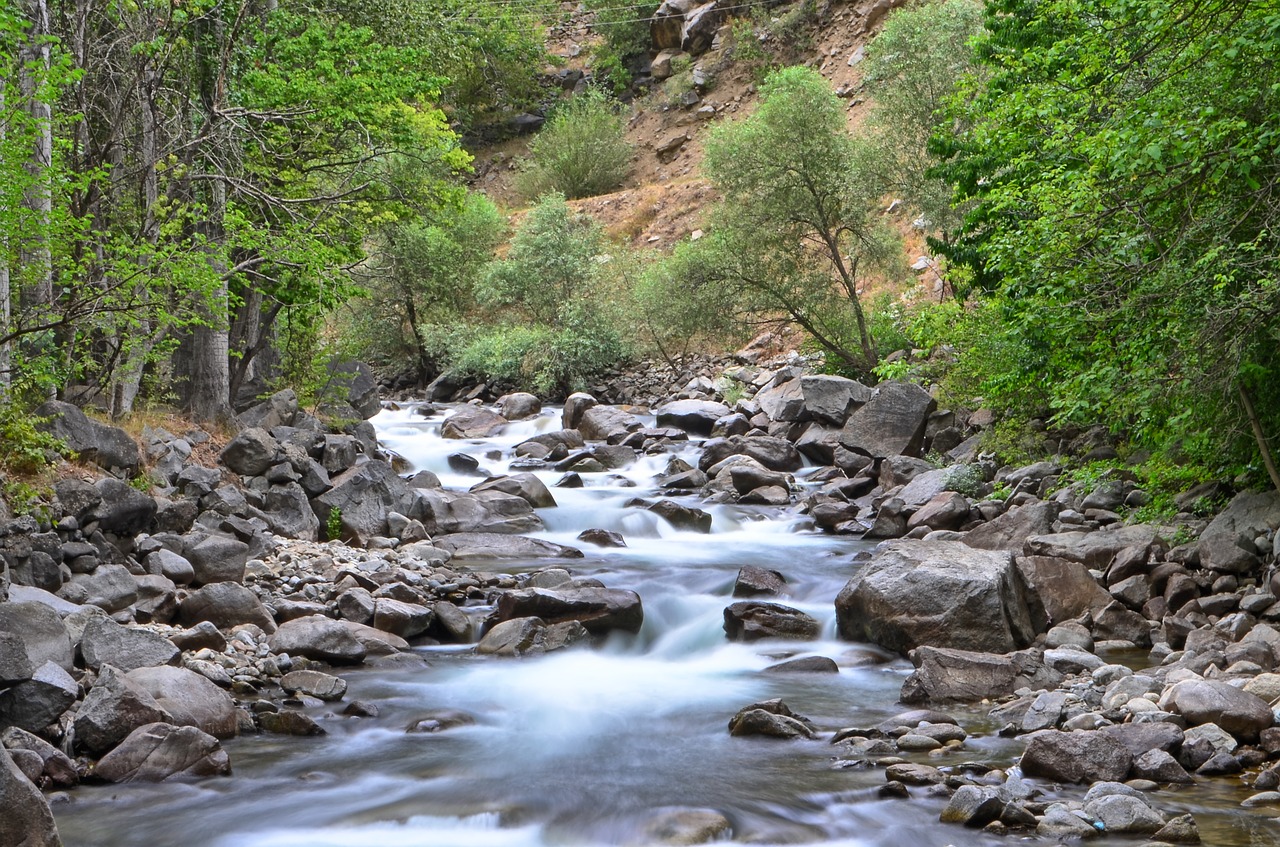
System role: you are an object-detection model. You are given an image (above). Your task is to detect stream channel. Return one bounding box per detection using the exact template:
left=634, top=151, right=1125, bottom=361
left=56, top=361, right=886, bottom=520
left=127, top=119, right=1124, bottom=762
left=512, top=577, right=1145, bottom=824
left=53, top=405, right=1278, bottom=846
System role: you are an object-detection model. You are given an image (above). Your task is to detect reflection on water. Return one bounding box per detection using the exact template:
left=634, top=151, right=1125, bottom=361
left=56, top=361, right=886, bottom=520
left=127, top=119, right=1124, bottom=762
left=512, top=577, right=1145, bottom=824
left=53, top=405, right=1280, bottom=847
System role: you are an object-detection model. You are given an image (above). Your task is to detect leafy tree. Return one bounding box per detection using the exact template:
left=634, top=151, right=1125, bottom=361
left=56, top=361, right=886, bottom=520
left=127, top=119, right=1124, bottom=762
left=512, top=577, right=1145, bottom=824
left=863, top=0, right=984, bottom=240
left=932, top=0, right=1280, bottom=484
left=629, top=240, right=744, bottom=367
left=516, top=89, right=633, bottom=201
left=694, top=66, right=903, bottom=375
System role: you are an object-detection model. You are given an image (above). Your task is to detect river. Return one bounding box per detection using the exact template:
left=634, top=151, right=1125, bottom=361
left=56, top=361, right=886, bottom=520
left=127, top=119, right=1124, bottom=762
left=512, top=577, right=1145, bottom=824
left=51, top=404, right=1278, bottom=846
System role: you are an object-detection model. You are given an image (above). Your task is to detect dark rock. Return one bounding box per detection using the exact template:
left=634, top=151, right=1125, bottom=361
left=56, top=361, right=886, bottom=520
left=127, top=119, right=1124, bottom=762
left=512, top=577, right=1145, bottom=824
left=836, top=540, right=1034, bottom=654
left=268, top=615, right=367, bottom=665
left=0, top=661, right=78, bottom=733
left=838, top=381, right=936, bottom=459
left=1016, top=555, right=1113, bottom=632
left=441, top=405, right=508, bottom=439
left=698, top=436, right=802, bottom=473
left=727, top=699, right=814, bottom=739
left=1020, top=729, right=1134, bottom=784
left=1159, top=680, right=1274, bottom=740
left=79, top=616, right=178, bottom=672
left=258, top=710, right=326, bottom=736
left=0, top=746, right=62, bottom=846
left=0, top=602, right=73, bottom=671
left=185, top=534, right=250, bottom=586
left=470, top=473, right=557, bottom=509
left=577, top=528, right=626, bottom=548
left=965, top=499, right=1063, bottom=552
left=35, top=399, right=140, bottom=475
left=178, top=582, right=276, bottom=633
left=219, top=428, right=280, bottom=476
left=95, top=722, right=229, bottom=783
left=764, top=656, right=839, bottom=674
left=431, top=533, right=583, bottom=560
left=487, top=588, right=643, bottom=635
left=126, top=666, right=238, bottom=740
left=311, top=460, right=412, bottom=544
left=74, top=665, right=173, bottom=756
left=723, top=602, right=820, bottom=641
left=732, top=566, right=786, bottom=597
left=656, top=400, right=732, bottom=436
left=648, top=500, right=713, bottom=533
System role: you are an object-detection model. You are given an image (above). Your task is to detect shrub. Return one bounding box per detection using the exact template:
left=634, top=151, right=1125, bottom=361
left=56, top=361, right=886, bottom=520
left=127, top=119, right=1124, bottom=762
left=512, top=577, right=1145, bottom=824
left=515, top=89, right=633, bottom=200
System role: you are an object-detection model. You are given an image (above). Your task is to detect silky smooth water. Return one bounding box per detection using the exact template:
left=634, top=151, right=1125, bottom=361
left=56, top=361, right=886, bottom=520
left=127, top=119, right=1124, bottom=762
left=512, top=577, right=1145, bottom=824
left=53, top=405, right=1280, bottom=846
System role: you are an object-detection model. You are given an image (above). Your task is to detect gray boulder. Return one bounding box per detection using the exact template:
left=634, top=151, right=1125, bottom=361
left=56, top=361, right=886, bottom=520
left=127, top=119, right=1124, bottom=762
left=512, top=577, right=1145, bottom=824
left=330, top=360, right=381, bottom=419
left=185, top=534, right=250, bottom=585
left=1198, top=490, right=1280, bottom=573
left=577, top=405, right=642, bottom=441
left=1024, top=524, right=1163, bottom=568
left=723, top=602, right=820, bottom=641
left=754, top=378, right=806, bottom=422
left=145, top=549, right=195, bottom=585
left=92, top=478, right=156, bottom=535
left=0, top=747, right=62, bottom=846
left=94, top=722, right=229, bottom=783
left=962, top=501, right=1063, bottom=551
left=1159, top=679, right=1274, bottom=739
left=648, top=500, right=713, bottom=533
left=562, top=393, right=597, bottom=430
left=476, top=617, right=590, bottom=657
left=799, top=375, right=872, bottom=425
left=373, top=599, right=434, bottom=638
left=432, top=533, right=583, bottom=561
left=219, top=427, right=280, bottom=476
left=409, top=488, right=544, bottom=535
left=656, top=400, right=732, bottom=436
left=79, top=617, right=178, bottom=672
left=74, top=665, right=173, bottom=756
left=498, top=392, right=541, bottom=421
left=236, top=388, right=299, bottom=430
left=441, top=405, right=507, bottom=439
left=470, top=473, right=557, bottom=509
left=698, top=436, right=803, bottom=473
left=1020, top=729, right=1134, bottom=784
left=838, top=381, right=936, bottom=459
left=0, top=602, right=73, bottom=671
left=311, top=460, right=413, bottom=544
left=280, top=670, right=347, bottom=701
left=178, top=582, right=276, bottom=633
left=35, top=399, right=140, bottom=475
left=126, top=666, right=238, bottom=739
left=836, top=540, right=1034, bottom=654
left=58, top=564, right=138, bottom=613
left=263, top=482, right=321, bottom=540
left=733, top=566, right=787, bottom=598
left=268, top=615, right=367, bottom=664
left=487, top=587, right=643, bottom=635
left=0, top=661, right=78, bottom=733
left=0, top=634, right=31, bottom=685
left=900, top=646, right=1061, bottom=704
left=1016, top=555, right=1114, bottom=632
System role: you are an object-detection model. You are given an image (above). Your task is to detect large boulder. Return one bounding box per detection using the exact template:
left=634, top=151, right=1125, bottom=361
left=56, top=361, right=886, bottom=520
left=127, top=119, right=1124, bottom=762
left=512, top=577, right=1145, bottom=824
left=578, top=405, right=643, bottom=442
left=1024, top=524, right=1163, bottom=568
left=1020, top=729, right=1134, bottom=784
left=1198, top=490, right=1280, bottom=573
left=441, top=405, right=508, bottom=439
left=236, top=389, right=299, bottom=430
left=0, top=661, right=78, bottom=733
left=219, top=427, right=280, bottom=476
left=74, top=665, right=173, bottom=756
left=94, top=722, right=230, bottom=783
left=1159, top=680, right=1274, bottom=740
left=487, top=588, right=643, bottom=635
left=0, top=747, right=62, bottom=846
left=799, top=375, right=872, bottom=425
left=470, top=473, right=557, bottom=509
left=476, top=617, right=590, bottom=657
left=836, top=540, right=1035, bottom=654
left=0, top=602, right=73, bottom=671
left=92, top=478, right=157, bottom=536
left=125, top=666, right=238, bottom=739
left=79, top=616, right=178, bottom=672
left=263, top=482, right=321, bottom=541
left=432, top=533, right=584, bottom=561
left=178, top=582, right=276, bottom=633
left=656, top=400, right=732, bottom=436
left=311, top=460, right=413, bottom=544
left=900, top=646, right=1061, bottom=704
left=58, top=564, right=138, bottom=613
left=268, top=615, right=367, bottom=665
left=723, top=602, right=821, bottom=641
left=330, top=360, right=382, bottom=419
left=698, top=436, right=803, bottom=473
left=184, top=534, right=250, bottom=586
left=963, top=501, right=1063, bottom=551
left=35, top=399, right=140, bottom=476
left=838, top=381, right=936, bottom=459
left=1016, top=555, right=1115, bottom=632
left=408, top=488, right=543, bottom=535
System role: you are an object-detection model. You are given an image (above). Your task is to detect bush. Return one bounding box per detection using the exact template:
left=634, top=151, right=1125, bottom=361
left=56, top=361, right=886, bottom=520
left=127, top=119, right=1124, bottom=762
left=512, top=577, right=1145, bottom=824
left=515, top=89, right=633, bottom=200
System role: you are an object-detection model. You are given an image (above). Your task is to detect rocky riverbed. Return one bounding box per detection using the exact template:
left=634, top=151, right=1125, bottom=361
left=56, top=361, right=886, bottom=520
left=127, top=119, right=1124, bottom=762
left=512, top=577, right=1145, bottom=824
left=4, top=360, right=1280, bottom=846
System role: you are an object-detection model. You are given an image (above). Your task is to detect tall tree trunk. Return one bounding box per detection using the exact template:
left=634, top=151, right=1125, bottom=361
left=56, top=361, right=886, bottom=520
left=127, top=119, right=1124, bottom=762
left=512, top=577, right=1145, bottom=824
left=19, top=0, right=52, bottom=312
left=185, top=3, right=233, bottom=424
left=0, top=80, right=10, bottom=399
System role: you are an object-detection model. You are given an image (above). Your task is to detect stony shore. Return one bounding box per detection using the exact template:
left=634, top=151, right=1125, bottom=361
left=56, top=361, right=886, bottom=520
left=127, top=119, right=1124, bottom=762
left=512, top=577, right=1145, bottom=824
left=3, top=355, right=1280, bottom=845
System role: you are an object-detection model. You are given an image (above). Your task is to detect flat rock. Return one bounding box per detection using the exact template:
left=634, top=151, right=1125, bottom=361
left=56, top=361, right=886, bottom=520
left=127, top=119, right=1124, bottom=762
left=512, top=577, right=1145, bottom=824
left=487, top=588, right=643, bottom=635
left=838, top=381, right=936, bottom=459
left=900, top=646, right=1061, bottom=704
left=80, top=617, right=178, bottom=672
left=1020, top=729, right=1134, bottom=784
left=126, top=666, right=238, bottom=739
left=268, top=615, right=367, bottom=665
left=1159, top=679, right=1274, bottom=740
left=0, top=746, right=62, bottom=846
left=723, top=602, right=820, bottom=641
left=94, top=722, right=229, bottom=783
left=432, top=533, right=583, bottom=561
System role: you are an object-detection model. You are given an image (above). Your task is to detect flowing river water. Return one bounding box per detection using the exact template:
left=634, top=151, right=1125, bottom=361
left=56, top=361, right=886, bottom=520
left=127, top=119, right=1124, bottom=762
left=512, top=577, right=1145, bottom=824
left=52, top=405, right=1280, bottom=846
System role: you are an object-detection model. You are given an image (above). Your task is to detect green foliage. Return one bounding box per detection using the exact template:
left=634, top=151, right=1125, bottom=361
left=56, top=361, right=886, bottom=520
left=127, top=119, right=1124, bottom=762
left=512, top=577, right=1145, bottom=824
left=943, top=464, right=987, bottom=498
left=863, top=0, right=984, bottom=235
left=585, top=0, right=660, bottom=59
left=628, top=239, right=744, bottom=366
left=0, top=405, right=64, bottom=476
left=692, top=67, right=904, bottom=375
left=929, top=0, right=1280, bottom=482
left=516, top=90, right=633, bottom=200
left=326, top=507, right=344, bottom=542
left=448, top=319, right=627, bottom=397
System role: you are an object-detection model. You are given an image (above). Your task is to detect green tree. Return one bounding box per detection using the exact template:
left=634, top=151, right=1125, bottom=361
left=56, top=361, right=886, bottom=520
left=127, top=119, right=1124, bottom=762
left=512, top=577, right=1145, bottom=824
left=516, top=89, right=633, bottom=201
left=695, top=66, right=903, bottom=375
left=933, top=0, right=1280, bottom=484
